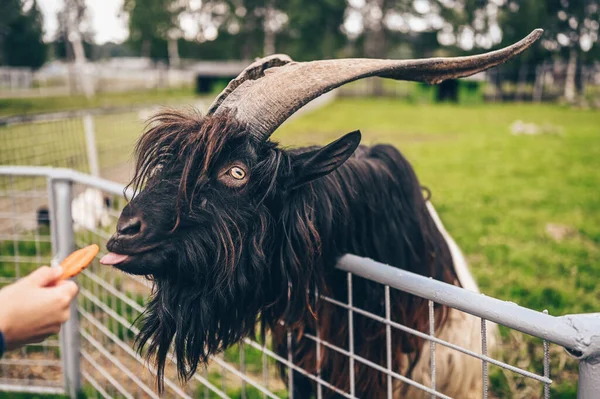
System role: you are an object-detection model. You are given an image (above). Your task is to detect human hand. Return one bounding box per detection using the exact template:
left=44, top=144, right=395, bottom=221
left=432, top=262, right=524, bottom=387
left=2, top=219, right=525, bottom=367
left=0, top=266, right=79, bottom=351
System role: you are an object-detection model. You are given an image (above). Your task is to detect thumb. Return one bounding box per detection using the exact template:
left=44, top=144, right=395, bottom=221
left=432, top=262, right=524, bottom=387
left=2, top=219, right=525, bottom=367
left=54, top=280, right=79, bottom=299
left=27, top=266, right=63, bottom=287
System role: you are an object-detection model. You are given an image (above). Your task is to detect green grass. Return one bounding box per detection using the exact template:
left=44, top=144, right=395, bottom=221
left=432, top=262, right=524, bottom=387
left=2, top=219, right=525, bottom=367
left=1, top=97, right=598, bottom=397
left=0, top=86, right=198, bottom=118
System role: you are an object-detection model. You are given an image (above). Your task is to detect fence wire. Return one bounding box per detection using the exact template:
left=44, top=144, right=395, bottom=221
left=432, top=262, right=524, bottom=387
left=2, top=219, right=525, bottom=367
left=0, top=171, right=593, bottom=399
left=0, top=101, right=212, bottom=191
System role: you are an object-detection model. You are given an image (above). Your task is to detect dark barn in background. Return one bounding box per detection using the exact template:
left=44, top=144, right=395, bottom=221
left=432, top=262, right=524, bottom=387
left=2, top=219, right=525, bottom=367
left=100, top=30, right=543, bottom=398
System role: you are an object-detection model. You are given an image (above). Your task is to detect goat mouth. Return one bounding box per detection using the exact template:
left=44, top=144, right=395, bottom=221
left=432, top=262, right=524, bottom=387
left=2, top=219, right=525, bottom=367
left=100, top=237, right=168, bottom=276
left=100, top=252, right=130, bottom=266
left=100, top=243, right=161, bottom=267
left=100, top=238, right=159, bottom=266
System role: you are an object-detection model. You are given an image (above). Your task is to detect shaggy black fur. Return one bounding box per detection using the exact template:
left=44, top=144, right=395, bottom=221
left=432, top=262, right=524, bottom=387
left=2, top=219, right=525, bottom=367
left=105, top=110, right=458, bottom=397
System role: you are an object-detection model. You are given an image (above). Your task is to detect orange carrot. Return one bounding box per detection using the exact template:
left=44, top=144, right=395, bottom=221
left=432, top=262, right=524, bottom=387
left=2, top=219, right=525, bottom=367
left=59, top=244, right=99, bottom=280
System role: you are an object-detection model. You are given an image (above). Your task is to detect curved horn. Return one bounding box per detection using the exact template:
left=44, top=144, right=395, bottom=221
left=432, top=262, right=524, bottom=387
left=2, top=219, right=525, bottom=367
left=207, top=54, right=293, bottom=114
left=209, top=29, right=543, bottom=141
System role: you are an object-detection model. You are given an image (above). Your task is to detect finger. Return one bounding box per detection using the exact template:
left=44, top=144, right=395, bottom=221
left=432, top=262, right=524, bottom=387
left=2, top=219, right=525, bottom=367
left=55, top=280, right=79, bottom=298
left=50, top=281, right=79, bottom=309
left=27, top=266, right=62, bottom=287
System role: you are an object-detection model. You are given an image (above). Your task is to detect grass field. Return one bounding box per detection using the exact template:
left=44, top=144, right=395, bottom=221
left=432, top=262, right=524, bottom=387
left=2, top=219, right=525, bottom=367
left=1, top=97, right=598, bottom=398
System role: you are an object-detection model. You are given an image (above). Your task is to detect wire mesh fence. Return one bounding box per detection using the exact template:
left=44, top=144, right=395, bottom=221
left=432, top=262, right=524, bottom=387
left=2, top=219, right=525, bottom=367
left=0, top=167, right=599, bottom=398
left=0, top=101, right=211, bottom=190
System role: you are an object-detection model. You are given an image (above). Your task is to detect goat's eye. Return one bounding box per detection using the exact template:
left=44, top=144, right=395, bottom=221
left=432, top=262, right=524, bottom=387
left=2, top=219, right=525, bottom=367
left=229, top=166, right=246, bottom=180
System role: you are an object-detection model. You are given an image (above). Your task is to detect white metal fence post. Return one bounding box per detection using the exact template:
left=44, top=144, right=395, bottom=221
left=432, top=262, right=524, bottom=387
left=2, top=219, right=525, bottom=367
left=577, top=357, right=600, bottom=399
left=83, top=113, right=100, bottom=177
left=569, top=313, right=600, bottom=399
left=50, top=177, right=82, bottom=398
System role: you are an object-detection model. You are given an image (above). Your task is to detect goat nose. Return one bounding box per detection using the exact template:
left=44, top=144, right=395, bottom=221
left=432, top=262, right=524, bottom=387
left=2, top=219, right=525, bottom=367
left=117, top=216, right=143, bottom=237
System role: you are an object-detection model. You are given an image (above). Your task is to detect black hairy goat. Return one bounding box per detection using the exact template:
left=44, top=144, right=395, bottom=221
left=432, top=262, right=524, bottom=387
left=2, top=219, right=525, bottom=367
left=101, top=30, right=542, bottom=398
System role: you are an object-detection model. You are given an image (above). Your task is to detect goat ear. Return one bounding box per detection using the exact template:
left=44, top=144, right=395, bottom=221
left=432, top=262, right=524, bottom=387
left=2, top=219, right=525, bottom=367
left=289, top=130, right=361, bottom=190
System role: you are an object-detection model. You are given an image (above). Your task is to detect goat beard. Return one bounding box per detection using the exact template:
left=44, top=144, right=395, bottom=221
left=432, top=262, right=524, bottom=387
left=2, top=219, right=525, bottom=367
left=134, top=210, right=279, bottom=393
left=135, top=277, right=264, bottom=392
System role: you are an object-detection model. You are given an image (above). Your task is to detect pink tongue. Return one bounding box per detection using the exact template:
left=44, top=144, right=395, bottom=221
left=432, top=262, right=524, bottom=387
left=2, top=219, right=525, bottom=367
left=100, top=252, right=129, bottom=265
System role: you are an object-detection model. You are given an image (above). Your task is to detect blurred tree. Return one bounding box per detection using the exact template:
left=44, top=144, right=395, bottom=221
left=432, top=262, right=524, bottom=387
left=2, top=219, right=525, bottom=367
left=55, top=0, right=93, bottom=61
left=342, top=0, right=394, bottom=95
left=1, top=0, right=47, bottom=69
left=497, top=0, right=599, bottom=101
left=189, top=0, right=346, bottom=61
left=123, top=0, right=184, bottom=62
left=497, top=0, right=548, bottom=64
left=428, top=0, right=503, bottom=55
left=277, top=0, right=347, bottom=60
left=544, top=0, right=599, bottom=101
left=178, top=0, right=244, bottom=58
left=55, top=0, right=95, bottom=97
left=341, top=0, right=500, bottom=95
left=492, top=0, right=550, bottom=102
left=0, top=0, right=22, bottom=65
left=219, top=0, right=278, bottom=60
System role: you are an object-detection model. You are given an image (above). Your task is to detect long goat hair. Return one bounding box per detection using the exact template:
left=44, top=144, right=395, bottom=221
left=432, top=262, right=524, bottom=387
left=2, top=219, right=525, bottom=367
left=101, top=31, right=542, bottom=397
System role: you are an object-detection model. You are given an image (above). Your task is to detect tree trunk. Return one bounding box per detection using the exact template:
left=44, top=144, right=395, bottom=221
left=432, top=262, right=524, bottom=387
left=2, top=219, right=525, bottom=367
left=168, top=38, right=180, bottom=68
left=263, top=3, right=276, bottom=56
left=141, top=39, right=151, bottom=59
left=564, top=47, right=577, bottom=103
left=533, top=63, right=544, bottom=103
left=67, top=5, right=94, bottom=98
left=0, top=33, right=5, bottom=65
left=516, top=62, right=528, bottom=101
left=363, top=0, right=388, bottom=96
left=241, top=15, right=256, bottom=61
left=575, top=49, right=584, bottom=96
left=263, top=28, right=276, bottom=56
left=494, top=67, right=503, bottom=102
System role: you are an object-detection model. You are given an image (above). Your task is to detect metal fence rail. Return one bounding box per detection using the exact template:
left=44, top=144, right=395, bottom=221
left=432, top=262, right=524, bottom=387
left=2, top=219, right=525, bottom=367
left=0, top=166, right=598, bottom=398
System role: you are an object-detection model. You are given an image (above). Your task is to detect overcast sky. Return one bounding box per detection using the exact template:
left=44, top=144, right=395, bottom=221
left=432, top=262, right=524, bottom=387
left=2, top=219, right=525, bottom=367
left=38, top=0, right=129, bottom=44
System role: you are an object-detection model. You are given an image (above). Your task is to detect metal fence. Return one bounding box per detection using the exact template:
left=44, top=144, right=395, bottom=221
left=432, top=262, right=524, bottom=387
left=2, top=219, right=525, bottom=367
left=0, top=102, right=207, bottom=187
left=0, top=166, right=598, bottom=398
